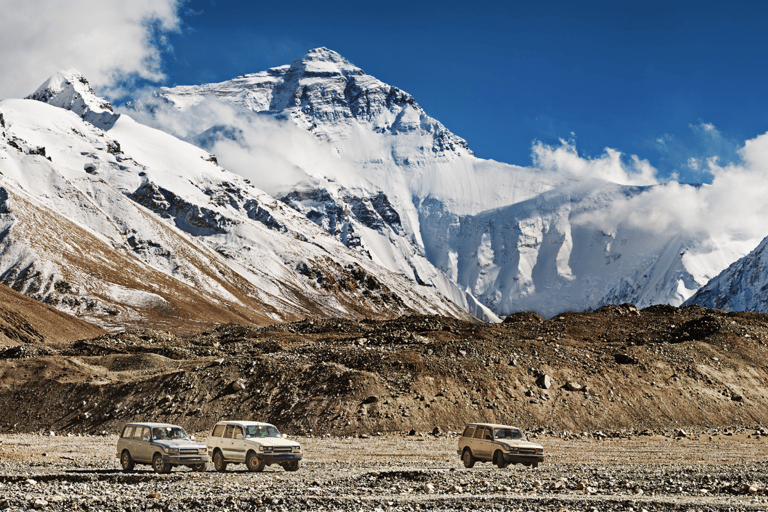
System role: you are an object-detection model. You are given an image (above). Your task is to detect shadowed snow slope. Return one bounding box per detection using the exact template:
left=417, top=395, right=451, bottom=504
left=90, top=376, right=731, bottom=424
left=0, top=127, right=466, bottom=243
left=684, top=235, right=768, bottom=312
left=136, top=48, right=759, bottom=317
left=0, top=72, right=472, bottom=333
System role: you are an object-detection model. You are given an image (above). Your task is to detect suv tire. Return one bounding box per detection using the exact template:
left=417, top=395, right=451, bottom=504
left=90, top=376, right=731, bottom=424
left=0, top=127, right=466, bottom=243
left=213, top=450, right=227, bottom=472
left=152, top=453, right=171, bottom=474
left=462, top=449, right=476, bottom=468
left=120, top=450, right=135, bottom=473
left=493, top=450, right=508, bottom=469
left=246, top=450, right=265, bottom=472
left=283, top=460, right=300, bottom=472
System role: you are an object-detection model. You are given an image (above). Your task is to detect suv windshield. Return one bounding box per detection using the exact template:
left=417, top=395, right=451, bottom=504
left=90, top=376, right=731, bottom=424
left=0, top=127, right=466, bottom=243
left=152, top=426, right=189, bottom=441
left=494, top=428, right=526, bottom=441
left=244, top=425, right=281, bottom=438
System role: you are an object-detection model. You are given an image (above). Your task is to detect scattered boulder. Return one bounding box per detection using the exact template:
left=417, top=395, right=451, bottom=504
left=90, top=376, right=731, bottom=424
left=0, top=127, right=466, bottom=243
left=614, top=353, right=638, bottom=365
left=565, top=381, right=583, bottom=392
left=536, top=374, right=552, bottom=389
left=227, top=379, right=247, bottom=393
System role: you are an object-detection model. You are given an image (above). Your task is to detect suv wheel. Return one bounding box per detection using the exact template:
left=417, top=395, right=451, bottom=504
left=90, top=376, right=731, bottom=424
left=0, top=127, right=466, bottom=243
left=462, top=449, right=476, bottom=468
left=152, top=453, right=171, bottom=474
left=493, top=450, right=508, bottom=469
left=213, top=450, right=227, bottom=472
left=120, top=450, right=135, bottom=472
left=245, top=451, right=265, bottom=472
left=282, top=460, right=300, bottom=472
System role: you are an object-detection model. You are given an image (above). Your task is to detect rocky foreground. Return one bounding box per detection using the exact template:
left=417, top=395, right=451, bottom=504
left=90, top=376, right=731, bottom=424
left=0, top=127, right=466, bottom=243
left=1, top=432, right=768, bottom=511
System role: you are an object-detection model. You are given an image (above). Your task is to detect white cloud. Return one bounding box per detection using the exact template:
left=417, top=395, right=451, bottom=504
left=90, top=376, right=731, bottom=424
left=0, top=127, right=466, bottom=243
left=121, top=94, right=367, bottom=197
left=0, top=0, right=182, bottom=100
left=531, top=138, right=658, bottom=186
left=567, top=129, right=768, bottom=248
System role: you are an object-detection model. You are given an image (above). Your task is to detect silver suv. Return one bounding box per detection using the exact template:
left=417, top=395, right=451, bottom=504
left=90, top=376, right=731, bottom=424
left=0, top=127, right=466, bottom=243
left=207, top=421, right=302, bottom=472
left=457, top=423, right=544, bottom=469
left=116, top=422, right=209, bottom=473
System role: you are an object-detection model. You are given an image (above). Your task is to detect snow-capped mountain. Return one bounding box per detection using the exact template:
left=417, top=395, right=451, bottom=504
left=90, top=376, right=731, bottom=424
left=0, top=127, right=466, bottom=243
left=0, top=70, right=472, bottom=332
left=131, top=47, right=758, bottom=317
left=683, top=235, right=768, bottom=312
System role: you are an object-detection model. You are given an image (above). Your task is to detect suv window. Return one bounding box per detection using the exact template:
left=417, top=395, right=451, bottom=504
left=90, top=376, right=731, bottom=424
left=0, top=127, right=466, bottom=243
left=234, top=427, right=244, bottom=439
left=212, top=424, right=225, bottom=437
left=122, top=426, right=134, bottom=438
left=462, top=426, right=475, bottom=438
left=224, top=425, right=235, bottom=439
left=472, top=427, right=486, bottom=439
left=135, top=427, right=149, bottom=440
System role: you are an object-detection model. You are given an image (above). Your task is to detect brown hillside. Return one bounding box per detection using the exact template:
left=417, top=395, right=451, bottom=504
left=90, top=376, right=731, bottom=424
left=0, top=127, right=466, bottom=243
left=1, top=303, right=767, bottom=435
left=0, top=283, right=104, bottom=348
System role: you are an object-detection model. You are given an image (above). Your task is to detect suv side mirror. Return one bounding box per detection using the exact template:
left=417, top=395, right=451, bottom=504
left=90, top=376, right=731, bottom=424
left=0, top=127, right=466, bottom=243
left=190, top=435, right=195, bottom=440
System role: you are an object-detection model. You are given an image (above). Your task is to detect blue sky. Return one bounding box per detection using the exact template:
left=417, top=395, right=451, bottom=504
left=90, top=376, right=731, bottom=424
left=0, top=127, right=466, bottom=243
left=2, top=0, right=765, bottom=184
left=153, top=0, right=768, bottom=183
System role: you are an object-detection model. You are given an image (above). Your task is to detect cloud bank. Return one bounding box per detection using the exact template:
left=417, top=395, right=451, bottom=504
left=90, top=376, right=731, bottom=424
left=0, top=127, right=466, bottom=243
left=534, top=132, right=768, bottom=248
left=0, top=0, right=182, bottom=100
left=123, top=94, right=367, bottom=197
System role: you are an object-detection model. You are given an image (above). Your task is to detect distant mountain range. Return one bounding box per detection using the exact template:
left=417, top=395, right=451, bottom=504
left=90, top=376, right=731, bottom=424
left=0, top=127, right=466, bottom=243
left=131, top=48, right=764, bottom=317
left=3, top=48, right=766, bottom=330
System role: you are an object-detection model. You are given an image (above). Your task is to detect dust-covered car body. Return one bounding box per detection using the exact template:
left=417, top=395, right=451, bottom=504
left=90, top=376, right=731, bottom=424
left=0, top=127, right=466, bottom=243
left=207, top=420, right=302, bottom=472
left=116, top=422, right=209, bottom=473
left=457, top=423, right=544, bottom=468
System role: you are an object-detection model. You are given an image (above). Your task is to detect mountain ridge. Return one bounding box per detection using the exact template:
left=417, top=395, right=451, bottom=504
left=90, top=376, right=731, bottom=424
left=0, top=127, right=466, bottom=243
left=0, top=72, right=474, bottom=333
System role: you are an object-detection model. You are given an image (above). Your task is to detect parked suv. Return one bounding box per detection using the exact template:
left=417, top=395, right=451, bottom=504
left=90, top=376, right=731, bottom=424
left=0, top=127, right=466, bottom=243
left=207, top=420, right=302, bottom=472
left=116, top=422, right=209, bottom=473
left=457, top=423, right=544, bottom=469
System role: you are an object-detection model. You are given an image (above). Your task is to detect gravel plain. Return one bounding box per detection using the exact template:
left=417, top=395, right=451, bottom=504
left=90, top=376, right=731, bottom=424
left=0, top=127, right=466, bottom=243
left=1, top=430, right=767, bottom=511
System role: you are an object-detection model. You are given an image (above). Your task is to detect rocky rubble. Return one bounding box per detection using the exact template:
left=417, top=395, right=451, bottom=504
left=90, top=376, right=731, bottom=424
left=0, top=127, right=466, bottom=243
left=0, top=433, right=767, bottom=511
left=1, top=305, right=768, bottom=437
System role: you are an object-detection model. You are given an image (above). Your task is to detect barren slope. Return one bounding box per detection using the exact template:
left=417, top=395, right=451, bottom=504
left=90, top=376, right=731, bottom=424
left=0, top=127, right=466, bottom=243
left=0, top=283, right=104, bottom=348
left=0, top=304, right=766, bottom=436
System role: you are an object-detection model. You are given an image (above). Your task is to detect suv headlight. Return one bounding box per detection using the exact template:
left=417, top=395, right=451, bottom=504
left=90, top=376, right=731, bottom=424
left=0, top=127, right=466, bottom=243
left=291, top=446, right=301, bottom=453
left=166, top=447, right=179, bottom=455
left=258, top=446, right=273, bottom=453
left=198, top=447, right=207, bottom=455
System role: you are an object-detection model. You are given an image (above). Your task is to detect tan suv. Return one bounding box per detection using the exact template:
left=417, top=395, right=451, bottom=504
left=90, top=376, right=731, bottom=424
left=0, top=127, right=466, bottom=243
left=116, top=422, right=209, bottom=473
left=457, top=423, right=544, bottom=469
left=207, top=420, right=302, bottom=472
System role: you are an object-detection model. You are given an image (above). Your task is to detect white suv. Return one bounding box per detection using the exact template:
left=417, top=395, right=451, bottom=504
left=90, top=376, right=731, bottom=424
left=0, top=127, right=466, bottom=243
left=457, top=423, right=544, bottom=469
left=207, top=420, right=302, bottom=472
left=116, top=422, right=208, bottom=473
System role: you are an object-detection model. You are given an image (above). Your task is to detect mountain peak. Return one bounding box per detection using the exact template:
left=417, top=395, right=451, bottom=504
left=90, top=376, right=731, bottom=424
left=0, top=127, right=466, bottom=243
left=27, top=70, right=119, bottom=130
left=289, top=47, right=363, bottom=77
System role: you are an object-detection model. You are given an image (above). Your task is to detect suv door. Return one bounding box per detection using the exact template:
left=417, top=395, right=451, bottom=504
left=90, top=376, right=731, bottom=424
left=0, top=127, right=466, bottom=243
left=222, top=425, right=235, bottom=461
left=473, top=426, right=493, bottom=460
left=118, top=425, right=135, bottom=459
left=231, top=426, right=246, bottom=462
left=134, top=426, right=152, bottom=463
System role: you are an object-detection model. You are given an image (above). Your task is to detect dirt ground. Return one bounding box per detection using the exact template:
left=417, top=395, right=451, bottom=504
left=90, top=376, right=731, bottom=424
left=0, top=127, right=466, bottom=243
left=1, top=432, right=767, bottom=511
